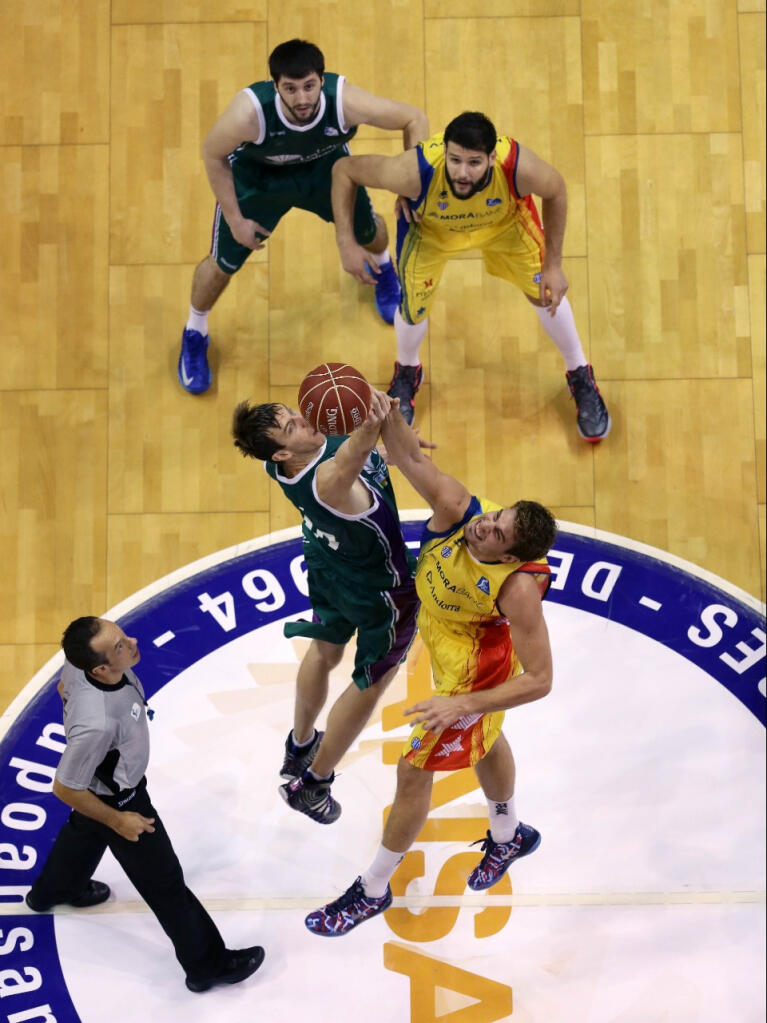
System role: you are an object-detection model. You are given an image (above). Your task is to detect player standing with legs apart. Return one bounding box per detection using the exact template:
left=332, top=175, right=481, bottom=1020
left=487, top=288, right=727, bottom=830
left=178, top=38, right=428, bottom=393
left=25, top=617, right=265, bottom=992
left=331, top=110, right=610, bottom=440
left=231, top=390, right=419, bottom=823
left=305, top=400, right=556, bottom=935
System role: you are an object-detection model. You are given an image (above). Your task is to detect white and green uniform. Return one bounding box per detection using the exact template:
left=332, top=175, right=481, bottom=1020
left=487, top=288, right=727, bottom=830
left=211, top=73, right=377, bottom=273
left=266, top=436, right=418, bottom=689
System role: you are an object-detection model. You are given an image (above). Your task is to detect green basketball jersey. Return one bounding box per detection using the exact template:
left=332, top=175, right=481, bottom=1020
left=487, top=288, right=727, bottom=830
left=265, top=436, right=415, bottom=591
left=232, top=73, right=357, bottom=170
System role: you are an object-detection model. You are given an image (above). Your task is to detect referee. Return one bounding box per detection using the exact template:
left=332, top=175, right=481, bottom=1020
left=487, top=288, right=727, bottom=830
left=25, top=616, right=265, bottom=994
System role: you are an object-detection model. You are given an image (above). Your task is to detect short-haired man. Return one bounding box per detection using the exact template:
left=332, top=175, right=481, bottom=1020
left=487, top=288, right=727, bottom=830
left=178, top=38, right=428, bottom=393
left=232, top=391, right=419, bottom=823
left=305, top=400, right=556, bottom=936
left=331, top=110, right=610, bottom=441
left=25, top=617, right=265, bottom=993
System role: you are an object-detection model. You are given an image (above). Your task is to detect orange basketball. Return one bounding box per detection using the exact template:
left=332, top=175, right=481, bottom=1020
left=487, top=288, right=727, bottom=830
left=298, top=363, right=372, bottom=436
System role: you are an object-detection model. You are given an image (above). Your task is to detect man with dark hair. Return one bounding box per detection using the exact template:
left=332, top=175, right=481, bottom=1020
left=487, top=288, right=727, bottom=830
left=177, top=38, right=429, bottom=393
left=26, top=617, right=265, bottom=994
left=232, top=392, right=419, bottom=824
left=331, top=109, right=611, bottom=441
left=305, top=400, right=555, bottom=937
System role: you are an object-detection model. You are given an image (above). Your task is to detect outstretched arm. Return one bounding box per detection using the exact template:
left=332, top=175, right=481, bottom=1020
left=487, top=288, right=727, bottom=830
left=381, top=400, right=470, bottom=531
left=332, top=150, right=421, bottom=284
left=315, top=390, right=392, bottom=510
left=515, top=144, right=569, bottom=313
left=202, top=91, right=272, bottom=250
left=341, top=83, right=428, bottom=151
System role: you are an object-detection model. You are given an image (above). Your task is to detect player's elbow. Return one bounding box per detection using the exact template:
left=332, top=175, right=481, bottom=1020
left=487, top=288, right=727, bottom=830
left=52, top=777, right=71, bottom=804
left=532, top=670, right=553, bottom=701
left=332, top=155, right=353, bottom=181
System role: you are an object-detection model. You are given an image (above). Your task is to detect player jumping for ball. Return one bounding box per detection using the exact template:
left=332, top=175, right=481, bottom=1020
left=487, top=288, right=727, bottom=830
left=305, top=398, right=556, bottom=936
left=177, top=39, right=428, bottom=394
left=231, top=389, right=419, bottom=824
left=330, top=110, right=610, bottom=441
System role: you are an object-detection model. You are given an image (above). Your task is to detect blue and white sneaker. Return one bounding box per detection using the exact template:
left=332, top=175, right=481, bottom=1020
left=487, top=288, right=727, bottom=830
left=466, top=823, right=541, bottom=891
left=305, top=877, right=392, bottom=936
left=368, top=259, right=401, bottom=325
left=177, top=328, right=212, bottom=394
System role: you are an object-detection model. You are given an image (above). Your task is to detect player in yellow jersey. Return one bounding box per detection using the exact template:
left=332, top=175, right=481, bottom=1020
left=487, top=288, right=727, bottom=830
left=305, top=399, right=557, bottom=937
left=331, top=111, right=611, bottom=441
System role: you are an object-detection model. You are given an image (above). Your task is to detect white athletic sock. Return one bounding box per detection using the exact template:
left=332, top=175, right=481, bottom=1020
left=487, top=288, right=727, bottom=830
left=366, top=249, right=391, bottom=267
left=534, top=296, right=587, bottom=372
left=360, top=844, right=405, bottom=898
left=186, top=306, right=210, bottom=336
left=289, top=728, right=317, bottom=750
left=488, top=794, right=519, bottom=844
left=394, top=307, right=427, bottom=365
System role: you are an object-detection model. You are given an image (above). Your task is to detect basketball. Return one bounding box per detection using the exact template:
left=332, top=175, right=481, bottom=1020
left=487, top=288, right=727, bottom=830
left=298, top=363, right=372, bottom=436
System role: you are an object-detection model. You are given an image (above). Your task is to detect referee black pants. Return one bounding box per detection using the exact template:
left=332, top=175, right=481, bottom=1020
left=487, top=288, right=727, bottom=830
left=28, top=777, right=226, bottom=982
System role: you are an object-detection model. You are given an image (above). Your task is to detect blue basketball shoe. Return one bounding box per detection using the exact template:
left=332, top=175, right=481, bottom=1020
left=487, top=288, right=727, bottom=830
left=305, top=877, right=392, bottom=936
left=466, top=823, right=541, bottom=891
left=178, top=328, right=212, bottom=394
left=367, top=259, right=401, bottom=324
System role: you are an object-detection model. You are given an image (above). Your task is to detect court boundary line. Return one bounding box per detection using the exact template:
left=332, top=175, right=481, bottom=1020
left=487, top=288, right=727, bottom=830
left=2, top=516, right=764, bottom=738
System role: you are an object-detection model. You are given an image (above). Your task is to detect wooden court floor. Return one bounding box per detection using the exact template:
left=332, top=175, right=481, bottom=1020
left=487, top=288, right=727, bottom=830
left=0, top=0, right=765, bottom=712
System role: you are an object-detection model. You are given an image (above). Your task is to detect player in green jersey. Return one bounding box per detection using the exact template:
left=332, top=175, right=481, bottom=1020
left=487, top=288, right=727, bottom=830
left=179, top=39, right=428, bottom=394
left=232, top=389, right=419, bottom=824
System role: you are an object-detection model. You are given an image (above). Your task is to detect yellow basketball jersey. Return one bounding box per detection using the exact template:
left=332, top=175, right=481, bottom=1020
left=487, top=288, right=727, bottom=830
left=416, top=497, right=549, bottom=635
left=412, top=132, right=529, bottom=251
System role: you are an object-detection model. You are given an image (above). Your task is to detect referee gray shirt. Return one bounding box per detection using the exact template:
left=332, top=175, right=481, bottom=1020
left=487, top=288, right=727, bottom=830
left=56, top=660, right=151, bottom=797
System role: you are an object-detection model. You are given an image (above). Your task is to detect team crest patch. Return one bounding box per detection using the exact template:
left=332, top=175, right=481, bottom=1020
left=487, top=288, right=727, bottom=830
left=410, top=737, right=422, bottom=750
left=438, top=201, right=448, bottom=210
left=324, top=127, right=339, bottom=136
left=476, top=576, right=490, bottom=595
left=441, top=546, right=452, bottom=558
left=533, top=272, right=542, bottom=284
left=130, top=703, right=141, bottom=721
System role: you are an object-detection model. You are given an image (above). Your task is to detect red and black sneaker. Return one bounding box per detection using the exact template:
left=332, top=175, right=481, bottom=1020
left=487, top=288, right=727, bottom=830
left=565, top=364, right=611, bottom=441
left=387, top=361, right=423, bottom=426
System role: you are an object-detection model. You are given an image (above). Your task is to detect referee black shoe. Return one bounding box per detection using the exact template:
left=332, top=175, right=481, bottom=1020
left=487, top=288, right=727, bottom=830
left=186, top=946, right=265, bottom=993
left=26, top=880, right=111, bottom=912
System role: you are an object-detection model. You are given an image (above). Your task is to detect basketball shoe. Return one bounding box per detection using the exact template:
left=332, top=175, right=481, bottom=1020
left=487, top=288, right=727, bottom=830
left=279, top=770, right=341, bottom=824
left=279, top=729, right=323, bottom=780
left=305, top=877, right=392, bottom=936
left=466, top=823, right=541, bottom=891
left=387, top=361, right=423, bottom=426
left=565, top=364, right=611, bottom=441
left=26, top=880, right=111, bottom=912
left=178, top=328, right=212, bottom=394
left=368, top=260, right=401, bottom=324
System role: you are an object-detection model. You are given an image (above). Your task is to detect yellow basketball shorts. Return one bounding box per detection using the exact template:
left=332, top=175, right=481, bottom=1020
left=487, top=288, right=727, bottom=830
left=396, top=198, right=545, bottom=324
left=402, top=616, right=521, bottom=771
